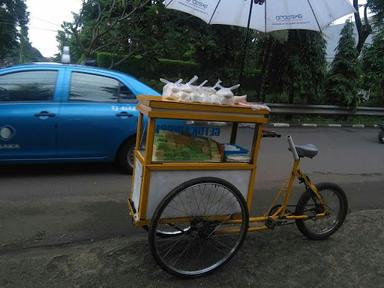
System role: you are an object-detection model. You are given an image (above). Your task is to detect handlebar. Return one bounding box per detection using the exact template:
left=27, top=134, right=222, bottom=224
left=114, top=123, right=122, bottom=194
left=287, top=135, right=299, bottom=160
left=261, top=130, right=298, bottom=160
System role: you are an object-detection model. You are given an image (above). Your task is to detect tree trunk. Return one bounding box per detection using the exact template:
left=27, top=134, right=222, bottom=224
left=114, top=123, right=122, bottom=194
left=288, top=88, right=294, bottom=104
left=353, top=0, right=372, bottom=54
left=257, top=37, right=274, bottom=102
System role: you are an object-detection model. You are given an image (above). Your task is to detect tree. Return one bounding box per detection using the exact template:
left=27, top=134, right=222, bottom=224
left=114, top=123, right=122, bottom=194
left=58, top=0, right=152, bottom=64
left=262, top=30, right=327, bottom=105
left=57, top=0, right=252, bottom=85
left=353, top=0, right=372, bottom=53
left=354, top=0, right=384, bottom=54
left=286, top=31, right=327, bottom=104
left=368, top=0, right=384, bottom=24
left=255, top=31, right=288, bottom=101
left=326, top=21, right=360, bottom=108
left=361, top=27, right=384, bottom=105
left=0, top=0, right=29, bottom=65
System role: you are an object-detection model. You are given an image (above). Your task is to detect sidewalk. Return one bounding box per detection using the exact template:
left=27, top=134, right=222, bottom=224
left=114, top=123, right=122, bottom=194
left=266, top=122, right=378, bottom=128
left=1, top=209, right=383, bottom=288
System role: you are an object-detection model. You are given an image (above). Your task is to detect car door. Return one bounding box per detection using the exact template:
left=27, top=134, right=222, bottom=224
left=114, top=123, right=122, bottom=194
left=0, top=69, right=60, bottom=160
left=57, top=70, right=138, bottom=160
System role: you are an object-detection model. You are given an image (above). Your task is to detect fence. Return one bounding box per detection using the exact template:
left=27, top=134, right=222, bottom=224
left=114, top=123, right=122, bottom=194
left=266, top=104, right=384, bottom=116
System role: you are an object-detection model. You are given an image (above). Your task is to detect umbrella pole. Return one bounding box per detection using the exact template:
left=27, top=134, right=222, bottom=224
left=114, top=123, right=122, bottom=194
left=257, top=36, right=275, bottom=101
left=238, top=0, right=255, bottom=87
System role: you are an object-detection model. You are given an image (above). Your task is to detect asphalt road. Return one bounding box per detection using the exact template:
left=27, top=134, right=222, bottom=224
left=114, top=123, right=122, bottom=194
left=2, top=210, right=384, bottom=288
left=0, top=127, right=383, bottom=251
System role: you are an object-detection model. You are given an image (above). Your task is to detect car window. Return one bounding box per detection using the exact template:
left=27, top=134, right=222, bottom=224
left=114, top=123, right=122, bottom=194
left=0, top=70, right=58, bottom=102
left=70, top=72, right=135, bottom=103
left=119, top=83, right=136, bottom=102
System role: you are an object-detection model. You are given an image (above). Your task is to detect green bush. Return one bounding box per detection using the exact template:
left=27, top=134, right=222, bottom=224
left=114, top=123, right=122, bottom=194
left=157, top=58, right=200, bottom=79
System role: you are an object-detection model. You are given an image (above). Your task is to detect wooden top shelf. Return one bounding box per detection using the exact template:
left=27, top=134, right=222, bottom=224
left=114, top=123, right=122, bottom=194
left=137, top=95, right=270, bottom=123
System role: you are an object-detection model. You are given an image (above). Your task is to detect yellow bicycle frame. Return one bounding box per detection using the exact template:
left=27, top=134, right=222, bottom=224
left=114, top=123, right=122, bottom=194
left=246, top=136, right=328, bottom=232
left=146, top=155, right=328, bottom=234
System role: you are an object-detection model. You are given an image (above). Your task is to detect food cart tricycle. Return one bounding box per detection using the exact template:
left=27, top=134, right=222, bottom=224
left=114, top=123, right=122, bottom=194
left=127, top=95, right=348, bottom=278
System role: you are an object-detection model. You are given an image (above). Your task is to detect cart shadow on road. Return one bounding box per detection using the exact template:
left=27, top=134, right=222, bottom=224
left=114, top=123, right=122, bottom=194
left=0, top=163, right=122, bottom=177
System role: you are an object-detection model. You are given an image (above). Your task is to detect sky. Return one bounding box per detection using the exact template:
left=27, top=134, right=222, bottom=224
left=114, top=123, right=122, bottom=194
left=25, top=0, right=365, bottom=58
left=26, top=0, right=82, bottom=58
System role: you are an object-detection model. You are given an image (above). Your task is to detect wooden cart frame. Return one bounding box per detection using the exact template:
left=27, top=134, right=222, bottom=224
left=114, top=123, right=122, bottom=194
left=127, top=95, right=269, bottom=227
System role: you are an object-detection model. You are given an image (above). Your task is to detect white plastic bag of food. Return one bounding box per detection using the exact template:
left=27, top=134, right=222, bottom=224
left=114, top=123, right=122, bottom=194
left=198, top=80, right=222, bottom=104
left=215, top=83, right=240, bottom=105
left=160, top=78, right=183, bottom=100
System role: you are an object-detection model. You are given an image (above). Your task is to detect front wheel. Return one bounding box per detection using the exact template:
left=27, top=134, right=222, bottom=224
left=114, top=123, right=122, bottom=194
left=149, top=177, right=249, bottom=278
left=295, top=182, right=348, bottom=240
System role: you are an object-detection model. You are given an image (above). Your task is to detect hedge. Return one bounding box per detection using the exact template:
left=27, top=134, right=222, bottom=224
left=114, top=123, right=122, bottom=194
left=96, top=52, right=262, bottom=100
left=96, top=52, right=200, bottom=80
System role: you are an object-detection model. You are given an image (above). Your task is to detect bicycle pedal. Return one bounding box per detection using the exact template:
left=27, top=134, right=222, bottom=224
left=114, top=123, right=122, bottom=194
left=265, top=218, right=276, bottom=229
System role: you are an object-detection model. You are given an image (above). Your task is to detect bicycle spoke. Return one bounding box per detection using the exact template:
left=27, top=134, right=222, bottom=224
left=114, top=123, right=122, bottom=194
left=206, top=215, right=232, bottom=238
left=206, top=237, right=230, bottom=254
left=170, top=236, right=196, bottom=266
left=158, top=234, right=189, bottom=258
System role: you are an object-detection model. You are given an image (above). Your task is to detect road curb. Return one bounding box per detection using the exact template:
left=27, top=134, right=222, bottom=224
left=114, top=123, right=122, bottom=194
left=263, top=123, right=379, bottom=128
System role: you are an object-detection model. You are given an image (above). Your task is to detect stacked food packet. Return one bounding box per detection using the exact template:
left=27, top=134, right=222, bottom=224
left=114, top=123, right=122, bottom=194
left=160, top=76, right=271, bottom=111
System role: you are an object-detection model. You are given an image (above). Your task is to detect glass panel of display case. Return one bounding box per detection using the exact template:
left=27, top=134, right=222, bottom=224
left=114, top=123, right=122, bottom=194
left=152, top=119, right=255, bottom=163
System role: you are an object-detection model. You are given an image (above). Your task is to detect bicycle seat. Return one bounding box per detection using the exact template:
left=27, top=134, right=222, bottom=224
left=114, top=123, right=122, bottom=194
left=293, top=144, right=319, bottom=158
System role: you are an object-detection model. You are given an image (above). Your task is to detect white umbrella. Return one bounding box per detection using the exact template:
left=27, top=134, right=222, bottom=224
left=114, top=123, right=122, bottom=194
left=164, top=0, right=356, bottom=33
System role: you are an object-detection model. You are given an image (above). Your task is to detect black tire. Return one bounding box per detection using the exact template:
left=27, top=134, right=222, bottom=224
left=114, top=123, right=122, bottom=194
left=149, top=177, right=249, bottom=278
left=295, top=182, right=348, bottom=240
left=379, top=131, right=384, bottom=144
left=116, top=138, right=135, bottom=174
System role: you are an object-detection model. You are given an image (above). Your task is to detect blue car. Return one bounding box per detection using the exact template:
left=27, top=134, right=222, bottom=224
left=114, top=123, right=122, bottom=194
left=0, top=62, right=160, bottom=173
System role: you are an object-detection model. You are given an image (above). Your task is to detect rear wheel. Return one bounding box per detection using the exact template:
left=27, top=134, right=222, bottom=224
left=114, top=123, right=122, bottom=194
left=149, top=177, right=249, bottom=278
left=116, top=138, right=135, bottom=174
left=295, top=182, right=348, bottom=240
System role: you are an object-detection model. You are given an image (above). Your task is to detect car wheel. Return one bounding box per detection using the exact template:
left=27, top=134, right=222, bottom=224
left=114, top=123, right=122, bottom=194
left=117, top=138, right=135, bottom=174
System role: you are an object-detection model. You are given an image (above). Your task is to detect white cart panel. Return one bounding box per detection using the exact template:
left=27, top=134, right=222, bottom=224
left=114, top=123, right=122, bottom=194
left=146, top=170, right=251, bottom=219
left=131, top=160, right=143, bottom=215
